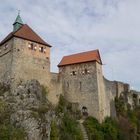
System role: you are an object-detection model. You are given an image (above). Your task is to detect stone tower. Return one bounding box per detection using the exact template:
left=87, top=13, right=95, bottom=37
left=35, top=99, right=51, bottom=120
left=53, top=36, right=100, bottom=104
left=0, top=14, right=52, bottom=88
left=58, top=50, right=109, bottom=122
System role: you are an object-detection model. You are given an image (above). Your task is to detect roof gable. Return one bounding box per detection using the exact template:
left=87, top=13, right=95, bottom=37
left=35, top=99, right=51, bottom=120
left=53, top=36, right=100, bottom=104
left=58, top=50, right=102, bottom=67
left=0, top=24, right=52, bottom=47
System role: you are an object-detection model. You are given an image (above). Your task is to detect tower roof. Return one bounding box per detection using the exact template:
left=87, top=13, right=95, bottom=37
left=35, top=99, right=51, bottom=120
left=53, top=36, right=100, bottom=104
left=58, top=49, right=102, bottom=67
left=13, top=13, right=23, bottom=25
left=0, top=24, right=52, bottom=47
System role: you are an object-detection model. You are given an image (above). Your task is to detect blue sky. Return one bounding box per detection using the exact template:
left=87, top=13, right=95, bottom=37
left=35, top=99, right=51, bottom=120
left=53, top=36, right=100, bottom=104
left=0, top=0, right=140, bottom=90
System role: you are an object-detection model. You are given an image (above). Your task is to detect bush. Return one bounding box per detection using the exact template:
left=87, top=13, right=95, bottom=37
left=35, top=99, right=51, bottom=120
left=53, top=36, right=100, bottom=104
left=50, top=120, right=59, bottom=140
left=0, top=124, right=27, bottom=140
left=115, top=97, right=126, bottom=116
left=59, top=113, right=84, bottom=140
left=56, top=95, right=66, bottom=114
left=84, top=117, right=123, bottom=140
left=41, top=85, right=49, bottom=97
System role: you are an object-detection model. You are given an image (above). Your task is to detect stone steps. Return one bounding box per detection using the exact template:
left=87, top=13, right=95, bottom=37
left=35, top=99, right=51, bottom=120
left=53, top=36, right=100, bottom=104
left=78, top=119, right=89, bottom=140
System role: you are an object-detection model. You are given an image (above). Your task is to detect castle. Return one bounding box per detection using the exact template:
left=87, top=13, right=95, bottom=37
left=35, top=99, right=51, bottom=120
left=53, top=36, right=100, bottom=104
left=0, top=14, right=139, bottom=122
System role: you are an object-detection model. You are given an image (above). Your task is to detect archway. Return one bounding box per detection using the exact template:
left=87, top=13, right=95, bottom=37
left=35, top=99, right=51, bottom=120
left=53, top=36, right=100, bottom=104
left=82, top=106, right=88, bottom=116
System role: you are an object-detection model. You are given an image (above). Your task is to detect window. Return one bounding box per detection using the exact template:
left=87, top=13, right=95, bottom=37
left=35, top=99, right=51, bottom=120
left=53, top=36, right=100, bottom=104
left=72, top=71, right=76, bottom=76
left=30, top=43, right=34, bottom=50
left=85, top=69, right=88, bottom=74
left=34, top=45, right=37, bottom=51
left=82, top=69, right=90, bottom=75
left=44, top=49, right=46, bottom=53
left=40, top=47, right=44, bottom=53
left=70, top=71, right=77, bottom=76
left=28, top=43, right=34, bottom=50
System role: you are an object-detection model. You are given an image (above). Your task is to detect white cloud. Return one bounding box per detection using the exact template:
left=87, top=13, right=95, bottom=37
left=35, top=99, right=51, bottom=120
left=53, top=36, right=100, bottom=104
left=0, top=0, right=139, bottom=90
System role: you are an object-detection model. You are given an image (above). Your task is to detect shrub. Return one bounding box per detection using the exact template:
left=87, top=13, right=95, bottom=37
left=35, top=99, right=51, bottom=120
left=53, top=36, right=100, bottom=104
left=41, top=85, right=49, bottom=97
left=84, top=117, right=123, bottom=140
left=56, top=95, right=66, bottom=114
left=59, top=113, right=84, bottom=140
left=50, top=120, right=59, bottom=140
left=115, top=97, right=126, bottom=116
left=0, top=124, right=26, bottom=140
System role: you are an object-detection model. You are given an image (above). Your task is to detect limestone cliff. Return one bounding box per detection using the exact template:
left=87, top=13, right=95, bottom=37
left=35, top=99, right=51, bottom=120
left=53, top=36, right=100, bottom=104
left=0, top=80, right=52, bottom=140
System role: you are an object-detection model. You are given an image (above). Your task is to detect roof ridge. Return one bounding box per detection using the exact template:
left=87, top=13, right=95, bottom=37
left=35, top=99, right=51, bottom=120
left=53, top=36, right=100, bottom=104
left=63, top=49, right=99, bottom=58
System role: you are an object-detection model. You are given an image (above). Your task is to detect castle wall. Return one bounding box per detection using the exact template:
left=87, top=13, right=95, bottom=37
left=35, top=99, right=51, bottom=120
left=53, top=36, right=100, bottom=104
left=116, top=82, right=130, bottom=97
left=0, top=39, right=14, bottom=83
left=48, top=72, right=62, bottom=105
left=96, top=63, right=110, bottom=121
left=10, top=37, right=51, bottom=89
left=103, top=78, right=117, bottom=117
left=104, top=78, right=131, bottom=117
left=59, top=61, right=109, bottom=122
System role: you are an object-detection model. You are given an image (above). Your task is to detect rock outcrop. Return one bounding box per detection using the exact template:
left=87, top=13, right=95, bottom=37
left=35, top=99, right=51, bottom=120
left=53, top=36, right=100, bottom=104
left=0, top=80, right=52, bottom=140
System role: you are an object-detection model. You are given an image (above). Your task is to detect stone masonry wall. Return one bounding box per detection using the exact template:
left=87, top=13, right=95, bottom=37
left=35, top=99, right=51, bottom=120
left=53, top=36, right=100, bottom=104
left=104, top=78, right=131, bottom=117
left=103, top=78, right=117, bottom=117
left=0, top=39, right=14, bottom=83
left=48, top=72, right=62, bottom=105
left=59, top=61, right=108, bottom=122
left=96, top=63, right=110, bottom=121
left=10, top=37, right=51, bottom=89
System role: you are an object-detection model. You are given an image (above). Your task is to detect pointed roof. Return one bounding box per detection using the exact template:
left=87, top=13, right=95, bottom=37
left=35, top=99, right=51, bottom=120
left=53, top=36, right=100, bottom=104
left=0, top=24, right=52, bottom=47
left=13, top=14, right=23, bottom=25
left=58, top=49, right=102, bottom=67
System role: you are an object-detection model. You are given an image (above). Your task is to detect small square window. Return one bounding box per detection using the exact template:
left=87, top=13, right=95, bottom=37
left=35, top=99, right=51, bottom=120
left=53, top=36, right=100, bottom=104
left=28, top=43, right=34, bottom=50
left=72, top=71, right=76, bottom=76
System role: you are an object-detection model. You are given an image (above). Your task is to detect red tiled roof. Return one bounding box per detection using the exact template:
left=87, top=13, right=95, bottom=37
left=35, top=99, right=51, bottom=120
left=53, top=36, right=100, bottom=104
left=58, top=49, right=102, bottom=67
left=0, top=24, right=52, bottom=47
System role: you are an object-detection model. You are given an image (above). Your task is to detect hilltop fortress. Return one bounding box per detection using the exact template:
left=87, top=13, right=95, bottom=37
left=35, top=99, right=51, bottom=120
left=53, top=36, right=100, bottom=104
left=0, top=14, right=139, bottom=122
